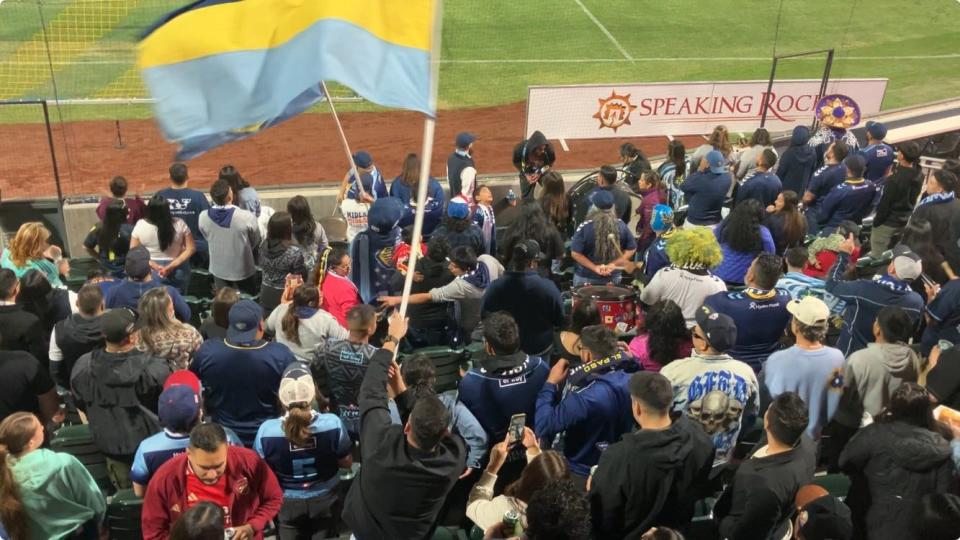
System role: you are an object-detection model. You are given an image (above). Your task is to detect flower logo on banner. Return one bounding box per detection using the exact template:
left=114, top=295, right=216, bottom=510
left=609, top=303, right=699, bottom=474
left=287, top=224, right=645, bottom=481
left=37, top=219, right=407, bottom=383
left=593, top=91, right=637, bottom=132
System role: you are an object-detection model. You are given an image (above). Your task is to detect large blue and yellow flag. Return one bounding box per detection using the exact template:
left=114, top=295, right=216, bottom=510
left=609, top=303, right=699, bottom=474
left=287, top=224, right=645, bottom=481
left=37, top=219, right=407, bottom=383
left=138, top=0, right=437, bottom=160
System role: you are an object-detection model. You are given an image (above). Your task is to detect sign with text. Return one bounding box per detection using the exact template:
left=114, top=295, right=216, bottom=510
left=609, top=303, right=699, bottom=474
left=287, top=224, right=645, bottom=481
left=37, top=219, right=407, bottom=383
left=525, top=79, right=888, bottom=139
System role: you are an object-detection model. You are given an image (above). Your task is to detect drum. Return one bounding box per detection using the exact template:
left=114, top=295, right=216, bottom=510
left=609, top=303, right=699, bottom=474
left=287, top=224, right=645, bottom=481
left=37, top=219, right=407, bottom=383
left=573, top=285, right=640, bottom=334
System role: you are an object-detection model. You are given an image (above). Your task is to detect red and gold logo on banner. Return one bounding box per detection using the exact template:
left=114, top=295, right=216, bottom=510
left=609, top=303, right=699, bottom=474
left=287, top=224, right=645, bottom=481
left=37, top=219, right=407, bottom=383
left=593, top=91, right=637, bottom=132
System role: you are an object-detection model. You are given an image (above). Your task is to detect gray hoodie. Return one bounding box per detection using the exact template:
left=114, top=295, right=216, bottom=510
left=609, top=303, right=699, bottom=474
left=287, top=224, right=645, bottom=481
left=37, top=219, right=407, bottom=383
left=834, top=342, right=921, bottom=427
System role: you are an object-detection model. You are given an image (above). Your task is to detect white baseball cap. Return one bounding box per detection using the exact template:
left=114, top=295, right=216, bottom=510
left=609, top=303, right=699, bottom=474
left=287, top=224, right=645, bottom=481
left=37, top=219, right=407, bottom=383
left=786, top=296, right=830, bottom=326
left=278, top=363, right=315, bottom=407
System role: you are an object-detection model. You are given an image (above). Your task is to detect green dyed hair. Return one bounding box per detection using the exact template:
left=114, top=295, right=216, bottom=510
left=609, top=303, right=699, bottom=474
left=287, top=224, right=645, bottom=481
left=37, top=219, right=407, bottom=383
left=665, top=227, right=723, bottom=270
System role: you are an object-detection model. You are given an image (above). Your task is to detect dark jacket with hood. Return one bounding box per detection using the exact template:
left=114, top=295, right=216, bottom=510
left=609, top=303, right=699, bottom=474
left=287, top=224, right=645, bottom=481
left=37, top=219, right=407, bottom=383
left=714, top=437, right=817, bottom=540
left=873, top=165, right=923, bottom=228
left=776, top=126, right=817, bottom=195
left=839, top=420, right=956, bottom=540
left=350, top=197, right=402, bottom=303
left=589, top=416, right=715, bottom=539
left=69, top=348, right=171, bottom=457
left=51, top=313, right=104, bottom=388
left=513, top=131, right=555, bottom=200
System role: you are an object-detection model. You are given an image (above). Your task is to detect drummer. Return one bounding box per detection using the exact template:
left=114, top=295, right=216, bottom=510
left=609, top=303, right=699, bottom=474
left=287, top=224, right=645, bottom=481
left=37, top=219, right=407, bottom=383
left=570, top=190, right=637, bottom=287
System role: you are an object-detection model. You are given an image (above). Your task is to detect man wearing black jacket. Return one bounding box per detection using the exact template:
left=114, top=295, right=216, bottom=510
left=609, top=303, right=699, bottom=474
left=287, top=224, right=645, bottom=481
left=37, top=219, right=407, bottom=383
left=0, top=269, right=47, bottom=366
left=870, top=142, right=923, bottom=254
left=49, top=283, right=105, bottom=388
left=589, top=372, right=715, bottom=539
left=713, top=392, right=817, bottom=540
left=342, top=312, right=466, bottom=539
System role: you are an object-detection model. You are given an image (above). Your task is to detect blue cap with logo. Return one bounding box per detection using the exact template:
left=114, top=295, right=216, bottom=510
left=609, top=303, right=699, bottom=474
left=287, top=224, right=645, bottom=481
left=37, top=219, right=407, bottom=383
left=352, top=150, right=373, bottom=169
left=706, top=150, right=726, bottom=174
left=447, top=199, right=470, bottom=219
left=227, top=299, right=262, bottom=343
left=866, top=120, right=887, bottom=141
left=456, top=132, right=476, bottom=148
left=591, top=189, right=615, bottom=211
left=158, top=384, right=201, bottom=430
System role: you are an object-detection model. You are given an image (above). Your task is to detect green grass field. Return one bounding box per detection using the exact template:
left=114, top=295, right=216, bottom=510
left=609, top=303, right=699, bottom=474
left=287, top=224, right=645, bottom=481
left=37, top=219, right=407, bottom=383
left=1, top=0, right=959, bottom=122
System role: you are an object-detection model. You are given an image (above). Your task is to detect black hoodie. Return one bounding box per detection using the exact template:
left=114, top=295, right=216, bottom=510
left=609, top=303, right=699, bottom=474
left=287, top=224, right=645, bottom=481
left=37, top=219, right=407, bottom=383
left=52, top=313, right=104, bottom=388
left=513, top=130, right=555, bottom=200
left=589, top=416, right=715, bottom=539
left=776, top=126, right=817, bottom=195
left=839, top=420, right=955, bottom=540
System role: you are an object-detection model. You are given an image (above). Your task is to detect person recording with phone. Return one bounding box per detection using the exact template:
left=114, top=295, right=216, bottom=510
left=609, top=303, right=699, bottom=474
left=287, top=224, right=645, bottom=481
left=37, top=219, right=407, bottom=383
left=466, top=426, right=569, bottom=533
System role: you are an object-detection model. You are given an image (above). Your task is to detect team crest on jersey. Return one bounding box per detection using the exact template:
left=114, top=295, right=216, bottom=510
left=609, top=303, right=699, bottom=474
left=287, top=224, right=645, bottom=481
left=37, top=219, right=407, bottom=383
left=376, top=246, right=395, bottom=268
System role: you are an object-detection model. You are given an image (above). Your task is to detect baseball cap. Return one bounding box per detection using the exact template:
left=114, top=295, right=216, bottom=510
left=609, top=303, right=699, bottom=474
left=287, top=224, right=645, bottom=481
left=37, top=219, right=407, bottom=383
left=866, top=120, right=887, bottom=141
left=513, top=238, right=541, bottom=263
left=842, top=154, right=866, bottom=178
left=447, top=199, right=470, bottom=219
left=651, top=204, right=674, bottom=233
left=694, top=305, right=737, bottom=353
left=164, top=369, right=201, bottom=394
left=892, top=244, right=922, bottom=281
left=455, top=132, right=476, bottom=148
left=227, top=299, right=262, bottom=343
left=786, top=296, right=830, bottom=326
left=591, top=189, right=615, bottom=210
left=158, top=384, right=201, bottom=430
left=352, top=150, right=373, bottom=169
left=797, top=495, right=853, bottom=540
left=101, top=308, right=141, bottom=343
left=279, top=363, right=315, bottom=407
left=124, top=245, right=151, bottom=280
left=706, top=150, right=726, bottom=174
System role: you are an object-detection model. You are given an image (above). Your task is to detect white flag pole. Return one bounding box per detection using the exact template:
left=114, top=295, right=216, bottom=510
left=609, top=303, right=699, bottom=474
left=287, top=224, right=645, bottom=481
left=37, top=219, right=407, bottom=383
left=321, top=81, right=365, bottom=210
left=397, top=0, right=444, bottom=333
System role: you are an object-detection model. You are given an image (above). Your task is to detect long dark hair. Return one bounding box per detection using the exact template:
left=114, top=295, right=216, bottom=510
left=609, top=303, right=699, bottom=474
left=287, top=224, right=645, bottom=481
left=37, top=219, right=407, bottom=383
left=504, top=450, right=569, bottom=503
left=400, top=153, right=420, bottom=187
left=539, top=171, right=569, bottom=230
left=287, top=195, right=317, bottom=247
left=146, top=193, right=176, bottom=251
left=500, top=203, right=559, bottom=263
left=401, top=354, right=438, bottom=400
left=219, top=165, right=249, bottom=203
left=775, top=191, right=806, bottom=249
left=646, top=300, right=688, bottom=368
left=0, top=413, right=36, bottom=540
left=721, top=199, right=763, bottom=253
left=879, top=383, right=952, bottom=439
left=666, top=140, right=686, bottom=179
left=282, top=286, right=320, bottom=346
left=266, top=211, right=293, bottom=244
left=17, top=270, right=53, bottom=326
left=98, top=199, right=128, bottom=255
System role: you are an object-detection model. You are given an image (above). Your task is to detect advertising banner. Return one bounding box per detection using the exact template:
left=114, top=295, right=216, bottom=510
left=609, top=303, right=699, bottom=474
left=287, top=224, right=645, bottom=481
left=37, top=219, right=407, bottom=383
left=525, top=79, right=888, bottom=139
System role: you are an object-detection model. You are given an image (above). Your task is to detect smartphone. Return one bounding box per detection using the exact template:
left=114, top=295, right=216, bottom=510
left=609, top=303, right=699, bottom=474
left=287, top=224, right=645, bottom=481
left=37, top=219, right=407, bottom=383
left=285, top=273, right=303, bottom=288
left=508, top=413, right=525, bottom=444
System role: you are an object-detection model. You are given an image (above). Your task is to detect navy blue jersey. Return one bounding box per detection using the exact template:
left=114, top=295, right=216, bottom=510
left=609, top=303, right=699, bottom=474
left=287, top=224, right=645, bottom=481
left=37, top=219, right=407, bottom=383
left=571, top=219, right=637, bottom=280
left=458, top=355, right=549, bottom=442
left=806, top=164, right=846, bottom=209
left=190, top=339, right=296, bottom=445
left=679, top=171, right=731, bottom=225
left=703, top=288, right=792, bottom=372
left=860, top=143, right=895, bottom=182
left=254, top=412, right=351, bottom=497
left=818, top=179, right=876, bottom=230
left=131, top=427, right=242, bottom=485
left=735, top=172, right=782, bottom=208
left=157, top=187, right=210, bottom=240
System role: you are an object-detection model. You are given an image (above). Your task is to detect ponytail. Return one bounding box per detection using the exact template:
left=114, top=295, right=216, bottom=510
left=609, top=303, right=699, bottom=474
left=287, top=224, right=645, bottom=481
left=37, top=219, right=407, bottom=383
left=281, top=285, right=320, bottom=346
left=0, top=413, right=36, bottom=540
left=283, top=404, right=314, bottom=448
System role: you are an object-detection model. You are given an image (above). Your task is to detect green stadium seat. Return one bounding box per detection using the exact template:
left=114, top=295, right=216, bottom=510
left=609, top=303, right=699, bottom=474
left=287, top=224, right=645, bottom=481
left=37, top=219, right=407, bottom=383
left=187, top=267, right=213, bottom=297
left=182, top=295, right=209, bottom=328
left=105, top=488, right=143, bottom=540
left=50, top=424, right=113, bottom=495
left=400, top=346, right=468, bottom=393
left=812, top=473, right=850, bottom=499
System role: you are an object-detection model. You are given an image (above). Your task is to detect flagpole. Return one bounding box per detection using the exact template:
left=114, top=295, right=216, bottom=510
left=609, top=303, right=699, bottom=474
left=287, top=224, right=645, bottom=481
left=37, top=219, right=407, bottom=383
left=397, top=0, right=444, bottom=338
left=321, top=81, right=366, bottom=207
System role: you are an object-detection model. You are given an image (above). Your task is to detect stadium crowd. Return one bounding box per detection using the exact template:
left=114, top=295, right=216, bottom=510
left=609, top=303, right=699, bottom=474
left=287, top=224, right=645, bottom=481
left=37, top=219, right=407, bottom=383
left=2, top=106, right=960, bottom=540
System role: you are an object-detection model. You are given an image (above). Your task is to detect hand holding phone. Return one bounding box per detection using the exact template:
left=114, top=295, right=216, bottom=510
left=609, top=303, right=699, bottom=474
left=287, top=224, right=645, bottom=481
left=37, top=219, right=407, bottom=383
left=508, top=413, right=526, bottom=445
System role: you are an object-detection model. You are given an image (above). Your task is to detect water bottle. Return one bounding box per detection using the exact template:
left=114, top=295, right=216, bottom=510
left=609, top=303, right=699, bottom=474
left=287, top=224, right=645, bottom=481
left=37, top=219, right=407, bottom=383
left=503, top=509, right=523, bottom=537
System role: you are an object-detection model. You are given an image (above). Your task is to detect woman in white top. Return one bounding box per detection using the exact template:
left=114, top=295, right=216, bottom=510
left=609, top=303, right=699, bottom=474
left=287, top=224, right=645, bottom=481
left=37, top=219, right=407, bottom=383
left=131, top=194, right=195, bottom=292
left=736, top=127, right=778, bottom=181
left=466, top=428, right=568, bottom=531
left=265, top=283, right=348, bottom=362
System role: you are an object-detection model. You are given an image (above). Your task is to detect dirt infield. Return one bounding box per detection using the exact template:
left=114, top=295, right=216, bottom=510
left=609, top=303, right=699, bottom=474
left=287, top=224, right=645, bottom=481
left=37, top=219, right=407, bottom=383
left=0, top=101, right=707, bottom=200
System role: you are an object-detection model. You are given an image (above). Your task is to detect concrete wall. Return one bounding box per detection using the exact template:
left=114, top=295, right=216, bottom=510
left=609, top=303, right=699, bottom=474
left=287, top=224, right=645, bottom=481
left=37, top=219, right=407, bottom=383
left=61, top=169, right=596, bottom=258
